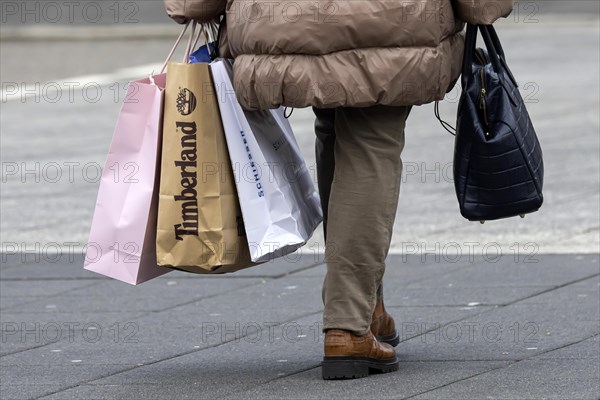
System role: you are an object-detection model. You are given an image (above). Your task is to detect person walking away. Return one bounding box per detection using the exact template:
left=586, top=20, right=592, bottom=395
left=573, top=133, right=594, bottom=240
left=164, top=0, right=514, bottom=380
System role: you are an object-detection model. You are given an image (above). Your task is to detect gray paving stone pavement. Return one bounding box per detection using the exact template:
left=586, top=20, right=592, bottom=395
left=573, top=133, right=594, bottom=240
left=411, top=356, right=599, bottom=400
left=1, top=4, right=600, bottom=400
left=0, top=253, right=598, bottom=399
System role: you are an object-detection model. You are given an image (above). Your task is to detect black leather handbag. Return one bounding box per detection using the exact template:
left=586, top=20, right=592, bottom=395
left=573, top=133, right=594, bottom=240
left=452, top=24, right=544, bottom=222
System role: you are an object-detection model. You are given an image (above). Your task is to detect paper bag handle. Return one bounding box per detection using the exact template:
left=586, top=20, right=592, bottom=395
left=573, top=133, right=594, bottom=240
left=157, top=22, right=188, bottom=75
left=158, top=20, right=208, bottom=76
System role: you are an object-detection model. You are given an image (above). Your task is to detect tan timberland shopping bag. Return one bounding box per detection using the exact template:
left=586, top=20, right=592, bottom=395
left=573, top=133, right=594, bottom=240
left=157, top=24, right=253, bottom=274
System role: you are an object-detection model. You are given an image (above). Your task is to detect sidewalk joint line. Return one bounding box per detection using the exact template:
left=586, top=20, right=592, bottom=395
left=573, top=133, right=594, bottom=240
left=33, top=311, right=323, bottom=400
left=401, top=333, right=600, bottom=400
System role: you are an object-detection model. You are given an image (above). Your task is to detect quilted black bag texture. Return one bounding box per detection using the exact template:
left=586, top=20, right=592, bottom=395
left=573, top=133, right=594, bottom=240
left=453, top=24, right=544, bottom=222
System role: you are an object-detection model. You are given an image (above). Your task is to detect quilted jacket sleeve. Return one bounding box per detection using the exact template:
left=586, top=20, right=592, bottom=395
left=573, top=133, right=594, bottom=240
left=452, top=0, right=514, bottom=24
left=163, top=0, right=226, bottom=24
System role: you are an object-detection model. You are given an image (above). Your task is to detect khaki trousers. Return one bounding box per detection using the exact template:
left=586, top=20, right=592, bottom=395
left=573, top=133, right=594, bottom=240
left=314, top=105, right=412, bottom=335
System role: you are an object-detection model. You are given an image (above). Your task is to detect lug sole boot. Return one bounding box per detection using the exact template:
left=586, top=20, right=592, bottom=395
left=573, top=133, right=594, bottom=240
left=370, top=300, right=400, bottom=347
left=322, top=329, right=399, bottom=379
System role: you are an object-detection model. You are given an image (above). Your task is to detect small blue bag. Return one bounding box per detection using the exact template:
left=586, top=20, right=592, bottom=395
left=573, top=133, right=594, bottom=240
left=189, top=42, right=216, bottom=64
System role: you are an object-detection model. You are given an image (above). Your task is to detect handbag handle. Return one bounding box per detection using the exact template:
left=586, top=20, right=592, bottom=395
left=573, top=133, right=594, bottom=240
left=481, top=25, right=519, bottom=88
left=479, top=25, right=504, bottom=75
left=461, top=24, right=478, bottom=89
left=461, top=24, right=518, bottom=89
left=484, top=25, right=505, bottom=58
left=461, top=24, right=501, bottom=77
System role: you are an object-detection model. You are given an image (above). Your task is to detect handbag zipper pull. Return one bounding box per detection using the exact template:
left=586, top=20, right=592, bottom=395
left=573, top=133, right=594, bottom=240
left=479, top=73, right=490, bottom=137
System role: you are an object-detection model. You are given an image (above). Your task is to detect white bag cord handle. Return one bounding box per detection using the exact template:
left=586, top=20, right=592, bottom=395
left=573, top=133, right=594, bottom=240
left=190, top=24, right=206, bottom=59
left=183, top=21, right=197, bottom=63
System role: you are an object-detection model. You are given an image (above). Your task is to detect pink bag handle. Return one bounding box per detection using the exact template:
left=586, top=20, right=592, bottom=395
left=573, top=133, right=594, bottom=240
left=157, top=20, right=206, bottom=76
left=159, top=22, right=189, bottom=74
left=150, top=21, right=206, bottom=86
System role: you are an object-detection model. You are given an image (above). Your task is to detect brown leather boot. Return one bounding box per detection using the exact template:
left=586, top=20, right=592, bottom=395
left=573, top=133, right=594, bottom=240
left=370, top=300, right=400, bottom=347
left=322, top=329, right=398, bottom=379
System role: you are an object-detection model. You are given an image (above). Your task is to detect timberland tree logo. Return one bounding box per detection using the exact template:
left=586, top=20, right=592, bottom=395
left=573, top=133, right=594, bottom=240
left=174, top=121, right=199, bottom=241
left=176, top=88, right=197, bottom=116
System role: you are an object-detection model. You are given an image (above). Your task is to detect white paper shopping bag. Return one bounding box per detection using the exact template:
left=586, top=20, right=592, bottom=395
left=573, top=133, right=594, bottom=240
left=211, top=59, right=323, bottom=262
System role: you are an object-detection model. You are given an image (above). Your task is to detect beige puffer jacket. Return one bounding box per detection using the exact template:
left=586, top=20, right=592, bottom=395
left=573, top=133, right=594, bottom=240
left=164, top=0, right=514, bottom=110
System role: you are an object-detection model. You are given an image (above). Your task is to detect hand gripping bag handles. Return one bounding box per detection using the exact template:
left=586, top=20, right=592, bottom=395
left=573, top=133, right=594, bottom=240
left=84, top=24, right=194, bottom=284
left=211, top=59, right=323, bottom=262
left=156, top=22, right=254, bottom=273
left=454, top=24, right=544, bottom=222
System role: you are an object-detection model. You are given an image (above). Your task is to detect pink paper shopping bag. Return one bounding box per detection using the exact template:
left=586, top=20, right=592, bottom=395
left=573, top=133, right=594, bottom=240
left=84, top=24, right=196, bottom=284
left=84, top=73, right=171, bottom=285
